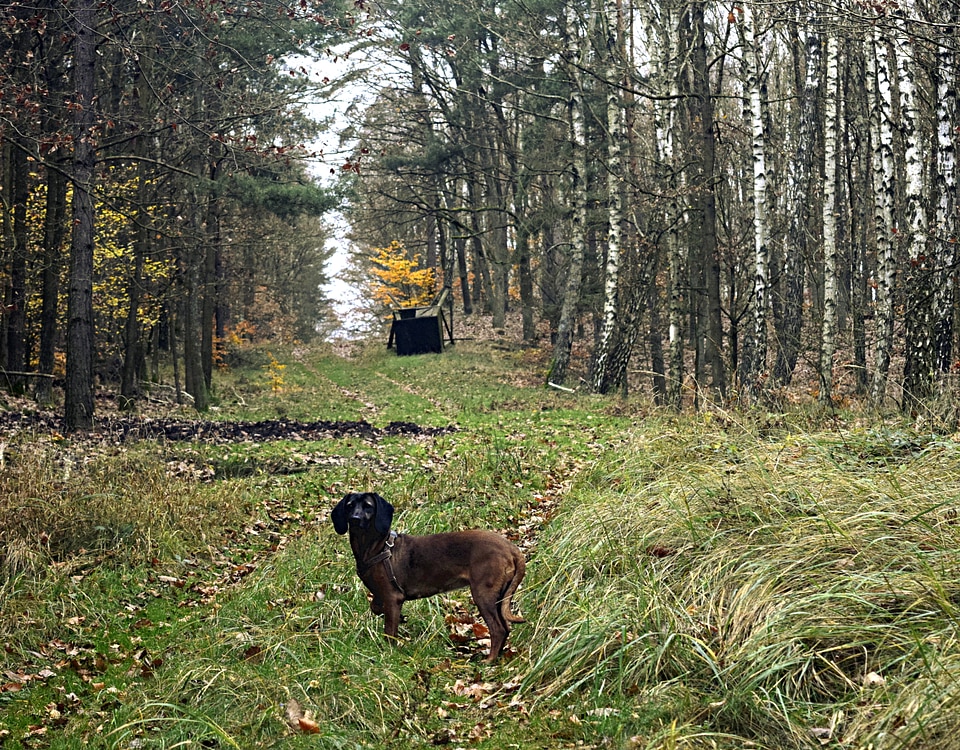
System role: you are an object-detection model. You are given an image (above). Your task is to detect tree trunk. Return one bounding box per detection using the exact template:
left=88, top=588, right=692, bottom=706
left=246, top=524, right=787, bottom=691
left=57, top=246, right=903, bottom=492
left=35, top=164, right=67, bottom=404
left=466, top=178, right=493, bottom=314
left=548, top=2, right=588, bottom=387
left=590, top=0, right=624, bottom=393
left=183, top=251, right=208, bottom=411
left=736, top=2, right=769, bottom=397
left=485, top=183, right=510, bottom=332
left=201, top=170, right=221, bottom=390
left=120, top=161, right=149, bottom=410
left=65, top=0, right=97, bottom=431
left=898, top=27, right=933, bottom=407
left=933, top=11, right=957, bottom=378
left=647, top=267, right=667, bottom=403
left=847, top=48, right=869, bottom=396
left=455, top=231, right=473, bottom=315
left=7, top=143, right=28, bottom=392
left=516, top=219, right=536, bottom=344
left=690, top=1, right=725, bottom=400
left=869, top=28, right=897, bottom=404
left=819, top=33, right=840, bottom=405
left=653, top=0, right=683, bottom=408
left=774, top=16, right=820, bottom=386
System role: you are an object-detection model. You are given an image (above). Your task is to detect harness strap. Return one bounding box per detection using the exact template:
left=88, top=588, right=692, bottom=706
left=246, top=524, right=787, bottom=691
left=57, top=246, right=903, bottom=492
left=357, top=531, right=405, bottom=595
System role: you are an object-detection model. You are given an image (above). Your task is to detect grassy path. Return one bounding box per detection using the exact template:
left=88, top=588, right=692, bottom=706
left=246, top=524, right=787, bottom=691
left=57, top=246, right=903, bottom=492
left=4, top=342, right=960, bottom=748
left=1, top=342, right=612, bottom=748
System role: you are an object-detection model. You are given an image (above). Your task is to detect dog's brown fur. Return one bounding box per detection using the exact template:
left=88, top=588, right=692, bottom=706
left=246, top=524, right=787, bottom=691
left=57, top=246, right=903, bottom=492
left=332, top=492, right=525, bottom=663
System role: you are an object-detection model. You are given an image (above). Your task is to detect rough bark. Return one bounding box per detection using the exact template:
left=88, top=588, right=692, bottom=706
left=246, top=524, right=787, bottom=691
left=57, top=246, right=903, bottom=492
left=869, top=29, right=897, bottom=404
left=548, top=2, right=588, bottom=387
left=119, top=162, right=148, bottom=410
left=774, top=16, right=820, bottom=386
left=898, top=27, right=933, bottom=406
left=819, top=33, right=840, bottom=405
left=650, top=0, right=684, bottom=407
left=690, top=2, right=725, bottom=400
left=737, top=2, right=769, bottom=397
left=64, top=0, right=97, bottom=430
left=35, top=164, right=67, bottom=405
left=590, top=0, right=624, bottom=393
left=7, top=142, right=28, bottom=392
left=933, top=11, right=957, bottom=377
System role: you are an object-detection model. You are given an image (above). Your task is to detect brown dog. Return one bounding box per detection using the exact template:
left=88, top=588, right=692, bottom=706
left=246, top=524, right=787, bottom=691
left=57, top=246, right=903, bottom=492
left=332, top=492, right=525, bottom=662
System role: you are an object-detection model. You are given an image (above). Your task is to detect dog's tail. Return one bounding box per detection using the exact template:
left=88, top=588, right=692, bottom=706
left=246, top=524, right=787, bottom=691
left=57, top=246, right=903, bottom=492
left=499, top=549, right=526, bottom=624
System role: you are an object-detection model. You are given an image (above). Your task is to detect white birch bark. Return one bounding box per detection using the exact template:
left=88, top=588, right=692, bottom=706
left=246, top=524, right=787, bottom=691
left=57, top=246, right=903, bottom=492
left=897, top=21, right=933, bottom=403
left=933, top=12, right=957, bottom=375
left=655, top=10, right=684, bottom=408
left=548, top=1, right=589, bottom=387
left=737, top=2, right=769, bottom=395
left=869, top=28, right=897, bottom=403
left=591, top=0, right=624, bottom=393
left=819, top=32, right=840, bottom=404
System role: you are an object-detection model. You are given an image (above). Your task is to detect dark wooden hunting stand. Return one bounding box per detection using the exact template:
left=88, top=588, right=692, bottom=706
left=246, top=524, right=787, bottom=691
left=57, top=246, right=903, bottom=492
left=387, top=287, right=454, bottom=355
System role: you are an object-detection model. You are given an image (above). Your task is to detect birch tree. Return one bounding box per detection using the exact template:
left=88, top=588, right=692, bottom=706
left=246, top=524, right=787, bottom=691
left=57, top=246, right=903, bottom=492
left=736, top=2, right=769, bottom=396
left=869, top=28, right=897, bottom=403
left=897, top=21, right=933, bottom=405
left=933, top=8, right=957, bottom=376
left=591, top=0, right=625, bottom=393
left=819, top=32, right=840, bottom=405
left=548, top=2, right=589, bottom=387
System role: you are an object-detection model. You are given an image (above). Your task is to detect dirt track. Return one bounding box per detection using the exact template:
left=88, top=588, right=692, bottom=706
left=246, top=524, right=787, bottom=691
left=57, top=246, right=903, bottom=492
left=0, top=411, right=456, bottom=444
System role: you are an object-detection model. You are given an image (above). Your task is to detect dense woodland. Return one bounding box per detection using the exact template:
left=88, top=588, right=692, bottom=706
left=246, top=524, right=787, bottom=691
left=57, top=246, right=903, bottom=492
left=0, top=0, right=352, bottom=427
left=0, top=0, right=958, bottom=428
left=346, top=0, right=959, bottom=411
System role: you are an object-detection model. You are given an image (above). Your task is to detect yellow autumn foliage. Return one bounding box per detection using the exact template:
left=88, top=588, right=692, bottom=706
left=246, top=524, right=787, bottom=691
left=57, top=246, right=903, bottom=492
left=369, top=240, right=436, bottom=309
left=14, top=163, right=173, bottom=367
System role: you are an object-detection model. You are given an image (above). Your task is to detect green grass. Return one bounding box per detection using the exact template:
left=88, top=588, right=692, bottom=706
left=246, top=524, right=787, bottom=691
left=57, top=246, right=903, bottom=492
left=3, top=341, right=960, bottom=748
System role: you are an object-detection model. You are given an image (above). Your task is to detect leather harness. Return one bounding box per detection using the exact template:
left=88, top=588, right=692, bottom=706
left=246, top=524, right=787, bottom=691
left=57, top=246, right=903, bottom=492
left=358, top=530, right=405, bottom=595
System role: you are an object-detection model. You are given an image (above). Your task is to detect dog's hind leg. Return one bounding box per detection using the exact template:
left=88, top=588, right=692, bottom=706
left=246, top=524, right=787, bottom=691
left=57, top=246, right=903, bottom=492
left=499, top=551, right=526, bottom=624
left=472, top=582, right=509, bottom=663
left=473, top=558, right=525, bottom=662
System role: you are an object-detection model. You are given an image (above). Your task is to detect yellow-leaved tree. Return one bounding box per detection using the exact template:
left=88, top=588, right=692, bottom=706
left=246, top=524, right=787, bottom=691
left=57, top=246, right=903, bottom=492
left=369, top=240, right=437, bottom=309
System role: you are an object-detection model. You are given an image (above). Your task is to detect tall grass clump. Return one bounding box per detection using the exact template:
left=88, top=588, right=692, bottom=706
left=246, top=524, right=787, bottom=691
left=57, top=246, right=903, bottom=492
left=524, top=416, right=960, bottom=748
left=0, top=439, right=254, bottom=596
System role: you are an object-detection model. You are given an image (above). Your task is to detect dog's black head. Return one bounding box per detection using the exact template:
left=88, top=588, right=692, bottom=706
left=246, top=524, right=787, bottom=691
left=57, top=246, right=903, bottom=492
left=332, top=492, right=394, bottom=536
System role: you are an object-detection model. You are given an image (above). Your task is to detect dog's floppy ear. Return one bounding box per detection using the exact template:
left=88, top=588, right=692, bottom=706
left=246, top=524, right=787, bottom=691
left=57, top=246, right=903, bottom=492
left=331, top=495, right=351, bottom=535
left=372, top=493, right=394, bottom=535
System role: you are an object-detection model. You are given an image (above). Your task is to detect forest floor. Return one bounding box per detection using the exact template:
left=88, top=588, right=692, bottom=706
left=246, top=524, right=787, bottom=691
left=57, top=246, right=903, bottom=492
left=2, top=317, right=960, bottom=749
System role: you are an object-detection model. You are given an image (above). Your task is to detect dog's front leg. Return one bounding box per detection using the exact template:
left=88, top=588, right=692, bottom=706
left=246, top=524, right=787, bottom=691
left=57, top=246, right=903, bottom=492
left=382, top=600, right=403, bottom=641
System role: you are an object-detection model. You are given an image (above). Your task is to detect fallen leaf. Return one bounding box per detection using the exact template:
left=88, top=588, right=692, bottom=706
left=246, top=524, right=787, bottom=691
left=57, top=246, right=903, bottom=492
left=449, top=679, right=497, bottom=701
left=298, top=717, right=320, bottom=734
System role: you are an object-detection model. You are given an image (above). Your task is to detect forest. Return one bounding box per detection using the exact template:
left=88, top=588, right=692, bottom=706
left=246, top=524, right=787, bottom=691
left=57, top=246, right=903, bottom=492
left=0, top=0, right=958, bottom=422
left=4, top=2, right=960, bottom=746
left=345, top=0, right=959, bottom=411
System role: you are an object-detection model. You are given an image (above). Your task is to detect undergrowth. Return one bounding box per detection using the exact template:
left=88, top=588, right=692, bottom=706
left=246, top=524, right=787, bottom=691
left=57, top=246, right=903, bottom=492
left=2, top=341, right=959, bottom=749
